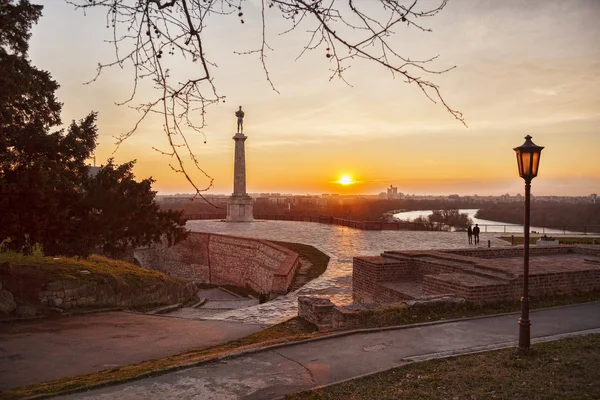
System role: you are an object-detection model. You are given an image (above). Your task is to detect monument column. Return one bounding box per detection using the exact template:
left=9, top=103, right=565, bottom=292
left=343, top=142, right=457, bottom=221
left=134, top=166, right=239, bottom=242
left=233, top=133, right=248, bottom=196
left=226, top=106, right=254, bottom=222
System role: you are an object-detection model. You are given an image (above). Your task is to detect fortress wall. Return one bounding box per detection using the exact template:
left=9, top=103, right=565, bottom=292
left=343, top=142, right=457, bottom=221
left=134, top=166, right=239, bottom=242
left=445, top=246, right=572, bottom=259
left=352, top=256, right=412, bottom=303
left=354, top=245, right=600, bottom=304
left=134, top=232, right=300, bottom=295
left=134, top=233, right=211, bottom=282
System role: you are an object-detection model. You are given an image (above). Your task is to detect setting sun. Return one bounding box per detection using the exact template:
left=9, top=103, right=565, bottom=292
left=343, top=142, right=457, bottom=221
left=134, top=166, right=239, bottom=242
left=337, top=174, right=355, bottom=185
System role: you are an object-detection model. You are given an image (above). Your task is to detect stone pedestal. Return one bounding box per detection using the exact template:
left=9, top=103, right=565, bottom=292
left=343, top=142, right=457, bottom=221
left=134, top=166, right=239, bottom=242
left=226, top=195, right=254, bottom=222
left=226, top=132, right=254, bottom=222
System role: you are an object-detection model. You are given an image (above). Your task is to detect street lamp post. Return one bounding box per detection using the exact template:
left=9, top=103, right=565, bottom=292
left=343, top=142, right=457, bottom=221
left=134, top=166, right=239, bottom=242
left=513, top=135, right=544, bottom=351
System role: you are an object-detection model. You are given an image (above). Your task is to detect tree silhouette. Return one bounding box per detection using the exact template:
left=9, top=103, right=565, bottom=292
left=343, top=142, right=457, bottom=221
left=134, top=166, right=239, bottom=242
left=0, top=0, right=187, bottom=257
left=66, top=0, right=464, bottom=198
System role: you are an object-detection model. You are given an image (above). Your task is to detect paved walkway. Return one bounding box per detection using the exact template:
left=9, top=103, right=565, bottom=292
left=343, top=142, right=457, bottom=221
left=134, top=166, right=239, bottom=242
left=0, top=312, right=265, bottom=390
left=184, top=220, right=510, bottom=324
left=57, top=302, right=600, bottom=400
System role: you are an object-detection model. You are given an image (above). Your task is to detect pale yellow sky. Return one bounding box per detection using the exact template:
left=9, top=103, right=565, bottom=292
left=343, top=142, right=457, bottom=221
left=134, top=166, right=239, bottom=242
left=29, top=0, right=600, bottom=195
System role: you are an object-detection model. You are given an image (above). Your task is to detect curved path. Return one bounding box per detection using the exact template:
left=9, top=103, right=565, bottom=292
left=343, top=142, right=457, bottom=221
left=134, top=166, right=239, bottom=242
left=184, top=220, right=509, bottom=324
left=56, top=302, right=600, bottom=400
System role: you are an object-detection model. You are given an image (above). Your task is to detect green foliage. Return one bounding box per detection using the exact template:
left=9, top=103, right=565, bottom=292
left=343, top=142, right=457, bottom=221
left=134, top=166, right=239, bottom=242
left=82, top=159, right=188, bottom=258
left=0, top=236, right=43, bottom=256
left=409, top=209, right=472, bottom=231
left=0, top=1, right=187, bottom=258
left=0, top=0, right=43, bottom=56
left=0, top=1, right=61, bottom=158
left=0, top=237, right=12, bottom=252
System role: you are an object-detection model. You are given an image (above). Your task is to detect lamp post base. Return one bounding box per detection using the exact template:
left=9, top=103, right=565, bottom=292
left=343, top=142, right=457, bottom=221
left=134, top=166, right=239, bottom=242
left=518, top=296, right=531, bottom=350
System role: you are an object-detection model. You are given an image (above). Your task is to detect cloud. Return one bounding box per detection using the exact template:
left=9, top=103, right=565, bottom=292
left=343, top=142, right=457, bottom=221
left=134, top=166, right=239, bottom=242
left=534, top=88, right=558, bottom=96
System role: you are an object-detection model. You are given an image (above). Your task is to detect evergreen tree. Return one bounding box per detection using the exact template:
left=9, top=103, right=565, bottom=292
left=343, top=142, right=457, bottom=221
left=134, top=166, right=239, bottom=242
left=0, top=0, right=187, bottom=257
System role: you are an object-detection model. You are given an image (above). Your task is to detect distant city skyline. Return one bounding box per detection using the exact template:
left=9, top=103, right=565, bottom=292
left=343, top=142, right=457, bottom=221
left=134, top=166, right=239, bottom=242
left=156, top=191, right=597, bottom=199
left=30, top=0, right=600, bottom=196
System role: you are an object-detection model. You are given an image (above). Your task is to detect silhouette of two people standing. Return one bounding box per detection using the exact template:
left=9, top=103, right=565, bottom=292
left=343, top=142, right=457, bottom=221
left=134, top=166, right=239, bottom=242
left=468, top=224, right=480, bottom=245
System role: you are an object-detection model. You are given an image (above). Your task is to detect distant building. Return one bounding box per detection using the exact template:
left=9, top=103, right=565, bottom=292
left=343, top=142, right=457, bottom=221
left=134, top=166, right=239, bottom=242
left=387, top=185, right=398, bottom=200
left=592, top=194, right=597, bottom=204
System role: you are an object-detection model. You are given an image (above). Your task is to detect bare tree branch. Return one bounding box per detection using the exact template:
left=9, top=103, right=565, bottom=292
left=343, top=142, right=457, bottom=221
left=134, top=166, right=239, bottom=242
left=67, top=0, right=465, bottom=202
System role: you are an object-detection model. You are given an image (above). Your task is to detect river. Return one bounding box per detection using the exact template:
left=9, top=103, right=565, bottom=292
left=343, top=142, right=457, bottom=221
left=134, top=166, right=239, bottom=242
left=393, top=209, right=582, bottom=235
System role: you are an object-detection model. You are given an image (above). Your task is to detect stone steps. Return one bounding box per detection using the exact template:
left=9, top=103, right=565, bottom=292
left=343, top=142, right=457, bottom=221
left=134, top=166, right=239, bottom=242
left=417, top=256, right=513, bottom=281
left=379, top=282, right=427, bottom=299
left=383, top=252, right=513, bottom=282
left=200, top=298, right=260, bottom=310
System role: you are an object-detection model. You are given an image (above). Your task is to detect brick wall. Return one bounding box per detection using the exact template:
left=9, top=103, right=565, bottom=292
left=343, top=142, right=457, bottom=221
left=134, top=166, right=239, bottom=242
left=423, top=270, right=600, bottom=303
left=352, top=256, right=410, bottom=303
left=446, top=246, right=572, bottom=259
left=423, top=274, right=513, bottom=302
left=134, top=232, right=300, bottom=295
left=354, top=245, right=600, bottom=305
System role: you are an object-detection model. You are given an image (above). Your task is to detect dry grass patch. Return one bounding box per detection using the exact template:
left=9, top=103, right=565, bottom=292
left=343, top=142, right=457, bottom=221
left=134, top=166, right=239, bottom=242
left=269, top=240, right=330, bottom=280
left=0, top=252, right=185, bottom=289
left=348, top=291, right=600, bottom=330
left=285, top=334, right=600, bottom=400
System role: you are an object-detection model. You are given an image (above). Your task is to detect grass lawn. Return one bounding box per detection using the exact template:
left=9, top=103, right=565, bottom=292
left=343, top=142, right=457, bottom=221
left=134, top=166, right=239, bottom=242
left=0, top=252, right=185, bottom=289
left=285, top=334, right=600, bottom=400
left=269, top=240, right=330, bottom=281
left=499, top=236, right=600, bottom=245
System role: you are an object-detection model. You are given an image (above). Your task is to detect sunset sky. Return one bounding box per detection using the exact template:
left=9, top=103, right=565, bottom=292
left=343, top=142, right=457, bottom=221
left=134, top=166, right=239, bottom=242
left=29, top=0, right=600, bottom=196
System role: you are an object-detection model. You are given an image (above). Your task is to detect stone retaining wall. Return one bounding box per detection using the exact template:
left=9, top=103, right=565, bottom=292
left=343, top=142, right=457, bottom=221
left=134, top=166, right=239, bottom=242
left=299, top=295, right=465, bottom=331
left=0, top=263, right=195, bottom=319
left=134, top=232, right=301, bottom=296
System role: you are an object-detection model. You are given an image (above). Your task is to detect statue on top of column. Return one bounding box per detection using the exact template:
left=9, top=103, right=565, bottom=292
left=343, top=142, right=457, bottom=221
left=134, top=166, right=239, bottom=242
left=235, top=106, right=245, bottom=134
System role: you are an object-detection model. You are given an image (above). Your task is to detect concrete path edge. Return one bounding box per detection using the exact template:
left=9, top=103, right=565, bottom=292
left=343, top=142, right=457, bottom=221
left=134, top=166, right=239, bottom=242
left=18, top=301, right=600, bottom=400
